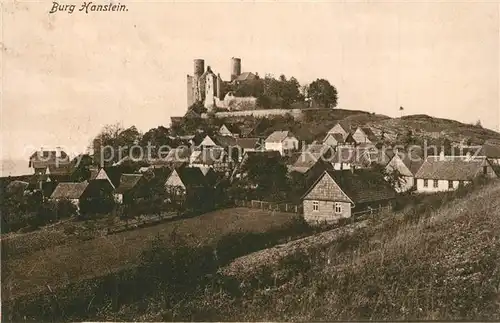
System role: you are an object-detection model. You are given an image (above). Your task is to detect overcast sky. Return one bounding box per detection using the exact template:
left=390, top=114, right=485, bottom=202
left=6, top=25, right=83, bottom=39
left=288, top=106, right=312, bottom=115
left=1, top=0, right=499, bottom=159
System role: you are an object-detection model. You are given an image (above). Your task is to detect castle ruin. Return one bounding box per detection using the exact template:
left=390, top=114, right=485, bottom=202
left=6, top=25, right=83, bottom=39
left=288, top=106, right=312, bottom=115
left=186, top=57, right=258, bottom=111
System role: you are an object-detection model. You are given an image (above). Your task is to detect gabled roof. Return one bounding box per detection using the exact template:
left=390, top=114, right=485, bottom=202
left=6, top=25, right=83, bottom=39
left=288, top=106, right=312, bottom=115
left=115, top=174, right=143, bottom=194
left=220, top=123, right=241, bottom=135
left=480, top=143, right=500, bottom=159
left=303, top=170, right=396, bottom=204
left=213, top=135, right=237, bottom=148
left=234, top=72, right=257, bottom=82
left=265, top=131, right=296, bottom=143
left=327, top=121, right=351, bottom=134
left=323, top=133, right=345, bottom=144
left=193, top=148, right=227, bottom=166
left=51, top=182, right=89, bottom=199
left=397, top=147, right=425, bottom=175
left=359, top=127, right=378, bottom=142
left=415, top=156, right=492, bottom=180
left=173, top=167, right=206, bottom=187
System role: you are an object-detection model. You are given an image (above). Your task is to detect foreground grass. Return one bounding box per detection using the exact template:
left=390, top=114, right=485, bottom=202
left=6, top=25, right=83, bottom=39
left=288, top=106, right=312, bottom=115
left=124, top=181, right=500, bottom=321
left=4, top=181, right=500, bottom=321
left=2, top=207, right=299, bottom=300
left=181, top=181, right=500, bottom=321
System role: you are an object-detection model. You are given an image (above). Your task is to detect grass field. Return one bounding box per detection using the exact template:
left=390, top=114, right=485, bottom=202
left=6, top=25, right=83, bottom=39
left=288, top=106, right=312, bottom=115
left=156, top=180, right=500, bottom=321
left=2, top=207, right=299, bottom=300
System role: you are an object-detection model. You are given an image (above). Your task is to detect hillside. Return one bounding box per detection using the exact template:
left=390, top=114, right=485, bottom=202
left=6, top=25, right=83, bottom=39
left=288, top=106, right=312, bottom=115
left=218, top=109, right=500, bottom=144
left=125, top=180, right=499, bottom=321
left=196, top=180, right=500, bottom=321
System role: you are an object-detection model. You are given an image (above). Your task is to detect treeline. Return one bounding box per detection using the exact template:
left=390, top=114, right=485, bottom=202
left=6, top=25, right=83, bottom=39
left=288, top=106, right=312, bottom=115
left=227, top=75, right=338, bottom=110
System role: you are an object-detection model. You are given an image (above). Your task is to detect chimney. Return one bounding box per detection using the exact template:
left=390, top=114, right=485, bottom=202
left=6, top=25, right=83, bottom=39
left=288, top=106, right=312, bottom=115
left=56, top=146, right=62, bottom=158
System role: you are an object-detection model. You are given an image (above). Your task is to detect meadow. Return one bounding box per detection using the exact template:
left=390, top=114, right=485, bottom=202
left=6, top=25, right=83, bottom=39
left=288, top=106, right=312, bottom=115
left=2, top=207, right=301, bottom=301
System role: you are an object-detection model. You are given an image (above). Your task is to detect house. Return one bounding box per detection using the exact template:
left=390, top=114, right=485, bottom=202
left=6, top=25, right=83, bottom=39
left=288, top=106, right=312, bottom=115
left=385, top=148, right=425, bottom=192
left=330, top=146, right=358, bottom=170
left=191, top=166, right=218, bottom=187
left=479, top=141, right=500, bottom=165
left=287, top=144, right=334, bottom=174
left=347, top=127, right=378, bottom=145
left=50, top=182, right=90, bottom=210
left=190, top=148, right=232, bottom=172
left=164, top=167, right=207, bottom=203
left=219, top=124, right=241, bottom=137
left=414, top=155, right=497, bottom=193
left=29, top=148, right=71, bottom=172
left=323, top=133, right=345, bottom=147
left=231, top=150, right=282, bottom=180
left=234, top=138, right=263, bottom=159
left=89, top=167, right=116, bottom=189
left=113, top=174, right=144, bottom=204
left=264, top=131, right=299, bottom=155
left=162, top=147, right=192, bottom=168
left=302, top=169, right=396, bottom=224
left=326, top=122, right=351, bottom=140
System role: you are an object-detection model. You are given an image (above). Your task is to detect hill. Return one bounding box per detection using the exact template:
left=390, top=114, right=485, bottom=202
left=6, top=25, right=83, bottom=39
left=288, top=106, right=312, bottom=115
left=172, top=180, right=500, bottom=321
left=217, top=109, right=500, bottom=144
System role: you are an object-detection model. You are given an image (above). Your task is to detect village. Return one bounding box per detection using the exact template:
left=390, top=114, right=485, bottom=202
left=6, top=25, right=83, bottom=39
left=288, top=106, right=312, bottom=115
left=4, top=107, right=500, bottom=231
left=3, top=58, right=500, bottom=232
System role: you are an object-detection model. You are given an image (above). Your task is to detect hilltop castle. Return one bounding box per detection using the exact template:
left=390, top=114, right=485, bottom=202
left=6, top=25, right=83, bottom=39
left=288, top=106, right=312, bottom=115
left=187, top=57, right=258, bottom=111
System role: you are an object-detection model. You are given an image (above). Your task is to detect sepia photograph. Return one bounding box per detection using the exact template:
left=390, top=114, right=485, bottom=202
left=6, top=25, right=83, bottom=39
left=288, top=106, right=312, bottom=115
left=1, top=0, right=500, bottom=321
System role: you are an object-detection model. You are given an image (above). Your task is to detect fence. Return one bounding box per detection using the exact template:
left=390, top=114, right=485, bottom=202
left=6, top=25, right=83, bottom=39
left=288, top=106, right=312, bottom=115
left=352, top=205, right=392, bottom=218
left=235, top=200, right=303, bottom=214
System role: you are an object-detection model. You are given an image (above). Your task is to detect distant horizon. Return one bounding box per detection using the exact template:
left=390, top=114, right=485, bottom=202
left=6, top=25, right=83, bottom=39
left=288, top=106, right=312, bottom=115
left=2, top=1, right=499, bottom=160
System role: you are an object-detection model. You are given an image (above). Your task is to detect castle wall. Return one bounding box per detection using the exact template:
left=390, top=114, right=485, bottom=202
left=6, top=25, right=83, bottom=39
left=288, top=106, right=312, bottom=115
left=187, top=75, right=194, bottom=108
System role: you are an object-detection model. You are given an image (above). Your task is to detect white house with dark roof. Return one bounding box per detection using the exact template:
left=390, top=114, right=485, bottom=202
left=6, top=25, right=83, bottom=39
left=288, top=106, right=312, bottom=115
left=264, top=131, right=299, bottom=155
left=414, top=155, right=497, bottom=193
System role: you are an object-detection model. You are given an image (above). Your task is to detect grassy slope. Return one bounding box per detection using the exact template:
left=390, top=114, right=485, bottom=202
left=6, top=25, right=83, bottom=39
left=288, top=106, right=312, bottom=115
left=225, top=109, right=500, bottom=144
left=1, top=207, right=298, bottom=300
left=133, top=181, right=500, bottom=321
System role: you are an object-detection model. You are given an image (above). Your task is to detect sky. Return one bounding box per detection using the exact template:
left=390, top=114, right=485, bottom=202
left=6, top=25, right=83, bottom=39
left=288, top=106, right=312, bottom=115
left=1, top=0, right=499, bottom=160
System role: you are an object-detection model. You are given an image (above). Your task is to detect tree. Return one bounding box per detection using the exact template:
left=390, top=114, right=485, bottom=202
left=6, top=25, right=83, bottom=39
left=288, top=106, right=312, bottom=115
left=93, top=124, right=143, bottom=165
left=307, top=78, right=338, bottom=108
left=475, top=119, right=483, bottom=128
left=188, top=101, right=207, bottom=115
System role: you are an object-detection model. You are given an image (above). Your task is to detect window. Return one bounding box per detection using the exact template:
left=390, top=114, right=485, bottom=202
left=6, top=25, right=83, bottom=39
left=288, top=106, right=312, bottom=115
left=483, top=166, right=488, bottom=175
left=433, top=180, right=439, bottom=188
left=423, top=179, right=428, bottom=187
left=448, top=180, right=454, bottom=189
left=334, top=203, right=342, bottom=214
left=312, top=201, right=319, bottom=212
